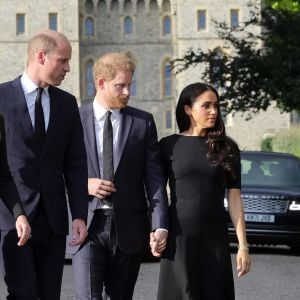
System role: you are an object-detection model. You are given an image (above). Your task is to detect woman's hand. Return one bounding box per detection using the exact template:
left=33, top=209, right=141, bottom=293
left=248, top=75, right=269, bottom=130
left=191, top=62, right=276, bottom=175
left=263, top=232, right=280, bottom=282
left=236, top=246, right=251, bottom=277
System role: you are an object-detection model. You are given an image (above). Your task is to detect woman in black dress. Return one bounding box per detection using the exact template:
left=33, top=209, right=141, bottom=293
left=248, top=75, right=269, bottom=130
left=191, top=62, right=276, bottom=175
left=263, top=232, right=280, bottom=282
left=155, top=83, right=251, bottom=300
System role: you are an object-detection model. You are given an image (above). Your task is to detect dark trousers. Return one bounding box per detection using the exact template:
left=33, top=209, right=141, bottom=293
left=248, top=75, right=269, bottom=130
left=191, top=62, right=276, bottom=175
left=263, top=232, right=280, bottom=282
left=0, top=202, right=66, bottom=300
left=73, top=210, right=142, bottom=300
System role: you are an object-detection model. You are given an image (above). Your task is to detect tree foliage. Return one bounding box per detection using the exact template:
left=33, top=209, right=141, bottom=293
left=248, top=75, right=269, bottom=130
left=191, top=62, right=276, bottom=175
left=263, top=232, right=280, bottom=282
left=173, top=1, right=300, bottom=115
left=272, top=126, right=300, bottom=157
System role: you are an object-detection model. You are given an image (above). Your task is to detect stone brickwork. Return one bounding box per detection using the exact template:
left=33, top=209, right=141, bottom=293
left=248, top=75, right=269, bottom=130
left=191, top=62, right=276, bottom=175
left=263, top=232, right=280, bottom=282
left=0, top=0, right=80, bottom=101
left=0, top=0, right=291, bottom=149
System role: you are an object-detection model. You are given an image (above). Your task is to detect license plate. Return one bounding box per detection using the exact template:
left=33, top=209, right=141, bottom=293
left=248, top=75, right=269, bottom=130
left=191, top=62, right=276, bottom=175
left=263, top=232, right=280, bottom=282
left=245, top=213, right=275, bottom=223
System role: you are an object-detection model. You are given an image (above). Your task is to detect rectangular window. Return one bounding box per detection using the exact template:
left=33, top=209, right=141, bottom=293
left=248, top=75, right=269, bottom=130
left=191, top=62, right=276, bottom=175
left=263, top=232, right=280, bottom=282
left=197, top=10, right=206, bottom=30
left=16, top=14, right=25, bottom=35
left=49, top=13, right=58, bottom=31
left=164, top=63, right=172, bottom=97
left=230, top=9, right=239, bottom=29
left=165, top=110, right=172, bottom=129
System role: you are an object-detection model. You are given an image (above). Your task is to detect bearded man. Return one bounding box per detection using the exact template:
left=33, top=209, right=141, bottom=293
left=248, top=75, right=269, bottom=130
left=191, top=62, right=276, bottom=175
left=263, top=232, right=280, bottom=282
left=71, top=52, right=168, bottom=300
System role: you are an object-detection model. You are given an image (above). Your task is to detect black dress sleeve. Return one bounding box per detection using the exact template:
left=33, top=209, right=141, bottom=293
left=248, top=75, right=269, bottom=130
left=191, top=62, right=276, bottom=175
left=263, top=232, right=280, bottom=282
left=0, top=115, right=25, bottom=219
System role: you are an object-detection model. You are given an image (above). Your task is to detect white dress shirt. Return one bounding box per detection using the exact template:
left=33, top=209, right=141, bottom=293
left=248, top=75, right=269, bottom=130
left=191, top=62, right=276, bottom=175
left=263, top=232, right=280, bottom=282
left=20, top=72, right=50, bottom=130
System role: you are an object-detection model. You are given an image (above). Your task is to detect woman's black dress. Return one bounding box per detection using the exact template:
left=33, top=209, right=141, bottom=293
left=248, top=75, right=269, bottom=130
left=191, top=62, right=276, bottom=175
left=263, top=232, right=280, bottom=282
left=157, top=134, right=241, bottom=300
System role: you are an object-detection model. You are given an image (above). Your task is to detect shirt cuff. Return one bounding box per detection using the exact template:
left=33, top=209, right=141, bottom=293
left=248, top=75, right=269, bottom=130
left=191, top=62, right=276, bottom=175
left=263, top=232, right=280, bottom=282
left=154, top=228, right=168, bottom=233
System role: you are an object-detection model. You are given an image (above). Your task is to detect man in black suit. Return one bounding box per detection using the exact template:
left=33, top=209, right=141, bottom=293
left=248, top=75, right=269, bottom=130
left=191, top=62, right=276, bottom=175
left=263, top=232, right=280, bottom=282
left=72, top=52, right=168, bottom=299
left=0, top=114, right=31, bottom=247
left=0, top=29, right=88, bottom=299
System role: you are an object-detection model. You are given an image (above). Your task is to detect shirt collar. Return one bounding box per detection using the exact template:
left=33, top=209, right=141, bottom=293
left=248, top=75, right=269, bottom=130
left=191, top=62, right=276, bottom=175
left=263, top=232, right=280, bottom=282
left=93, top=99, right=121, bottom=122
left=21, top=72, right=49, bottom=96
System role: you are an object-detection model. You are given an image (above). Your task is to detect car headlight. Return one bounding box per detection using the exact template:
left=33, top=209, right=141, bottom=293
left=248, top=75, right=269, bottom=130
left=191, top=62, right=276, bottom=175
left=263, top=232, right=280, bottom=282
left=289, top=201, right=300, bottom=211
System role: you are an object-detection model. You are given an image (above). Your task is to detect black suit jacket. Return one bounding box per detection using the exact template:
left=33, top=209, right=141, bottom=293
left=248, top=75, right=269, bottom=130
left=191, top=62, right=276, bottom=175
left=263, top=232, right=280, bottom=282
left=80, top=103, right=168, bottom=253
left=0, top=76, right=88, bottom=234
left=0, top=114, right=24, bottom=227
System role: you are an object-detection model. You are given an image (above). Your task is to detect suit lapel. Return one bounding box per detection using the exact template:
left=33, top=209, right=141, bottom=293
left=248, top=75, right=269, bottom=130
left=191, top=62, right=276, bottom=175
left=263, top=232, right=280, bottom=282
left=115, top=108, right=132, bottom=171
left=83, top=104, right=101, bottom=178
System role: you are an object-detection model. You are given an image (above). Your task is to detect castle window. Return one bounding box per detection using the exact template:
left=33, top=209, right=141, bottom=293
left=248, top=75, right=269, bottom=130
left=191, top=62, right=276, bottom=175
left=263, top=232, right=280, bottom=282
left=16, top=14, right=25, bottom=35
left=124, top=0, right=133, bottom=13
left=86, top=61, right=95, bottom=97
left=230, top=9, right=239, bottom=28
left=111, top=0, right=119, bottom=11
left=85, top=17, right=94, bottom=36
left=197, top=10, right=206, bottom=30
left=85, top=0, right=94, bottom=13
left=49, top=13, right=58, bottom=31
left=165, top=109, right=173, bottom=129
left=163, top=61, right=172, bottom=97
left=162, top=16, right=171, bottom=35
left=130, top=72, right=137, bottom=97
left=150, top=0, right=158, bottom=11
left=162, top=0, right=171, bottom=12
left=124, top=16, right=133, bottom=35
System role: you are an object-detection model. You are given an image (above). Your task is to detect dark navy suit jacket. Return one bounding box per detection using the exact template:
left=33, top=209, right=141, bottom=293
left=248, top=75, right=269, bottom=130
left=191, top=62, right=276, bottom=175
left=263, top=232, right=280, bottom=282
left=0, top=76, right=88, bottom=234
left=0, top=114, right=24, bottom=222
left=79, top=103, right=168, bottom=253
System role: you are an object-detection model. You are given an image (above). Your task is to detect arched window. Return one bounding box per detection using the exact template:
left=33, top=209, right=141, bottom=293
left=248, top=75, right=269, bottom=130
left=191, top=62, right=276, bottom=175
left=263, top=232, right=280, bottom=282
left=85, top=17, right=94, bottom=36
left=85, top=0, right=94, bottom=13
left=111, top=0, right=118, bottom=11
left=86, top=61, right=95, bottom=97
left=137, top=0, right=145, bottom=11
left=130, top=72, right=137, bottom=97
left=150, top=0, right=158, bottom=11
left=124, top=0, right=132, bottom=13
left=162, top=0, right=171, bottom=12
left=162, top=15, right=171, bottom=35
left=163, top=61, right=172, bottom=97
left=124, top=16, right=133, bottom=35
left=98, top=0, right=107, bottom=13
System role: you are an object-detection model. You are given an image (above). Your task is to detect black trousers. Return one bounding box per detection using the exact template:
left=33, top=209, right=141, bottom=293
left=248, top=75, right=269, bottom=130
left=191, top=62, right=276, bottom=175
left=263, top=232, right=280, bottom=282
left=0, top=202, right=66, bottom=300
left=73, top=210, right=142, bottom=300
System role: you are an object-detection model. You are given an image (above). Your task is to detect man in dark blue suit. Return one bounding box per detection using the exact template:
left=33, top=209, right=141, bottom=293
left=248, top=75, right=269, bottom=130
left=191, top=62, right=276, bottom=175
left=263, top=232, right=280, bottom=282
left=0, top=29, right=88, bottom=299
left=72, top=52, right=168, bottom=299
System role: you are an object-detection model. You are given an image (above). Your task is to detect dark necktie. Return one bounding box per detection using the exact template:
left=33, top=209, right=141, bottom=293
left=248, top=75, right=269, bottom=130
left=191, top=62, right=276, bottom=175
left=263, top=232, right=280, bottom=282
left=102, top=111, right=114, bottom=181
left=34, top=87, right=45, bottom=149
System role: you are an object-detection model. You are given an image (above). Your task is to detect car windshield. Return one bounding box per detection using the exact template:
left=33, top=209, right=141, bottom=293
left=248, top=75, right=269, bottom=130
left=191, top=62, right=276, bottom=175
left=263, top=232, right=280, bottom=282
left=241, top=153, right=300, bottom=188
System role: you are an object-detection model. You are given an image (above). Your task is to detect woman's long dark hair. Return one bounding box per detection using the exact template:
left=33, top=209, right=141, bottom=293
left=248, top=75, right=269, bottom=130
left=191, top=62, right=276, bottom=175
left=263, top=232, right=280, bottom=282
left=176, top=82, right=239, bottom=178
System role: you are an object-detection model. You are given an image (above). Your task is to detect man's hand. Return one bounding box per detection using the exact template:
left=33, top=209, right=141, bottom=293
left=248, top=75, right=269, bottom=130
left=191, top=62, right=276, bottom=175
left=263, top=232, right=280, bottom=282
left=69, top=219, right=88, bottom=247
left=150, top=229, right=168, bottom=257
left=88, top=178, right=116, bottom=199
left=15, top=215, right=31, bottom=246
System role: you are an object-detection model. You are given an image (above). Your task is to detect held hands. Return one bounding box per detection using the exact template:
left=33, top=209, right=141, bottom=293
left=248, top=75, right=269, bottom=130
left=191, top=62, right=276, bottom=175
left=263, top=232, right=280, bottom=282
left=150, top=229, right=168, bottom=257
left=88, top=178, right=116, bottom=199
left=69, top=219, right=88, bottom=247
left=236, top=245, right=251, bottom=277
left=15, top=215, right=31, bottom=246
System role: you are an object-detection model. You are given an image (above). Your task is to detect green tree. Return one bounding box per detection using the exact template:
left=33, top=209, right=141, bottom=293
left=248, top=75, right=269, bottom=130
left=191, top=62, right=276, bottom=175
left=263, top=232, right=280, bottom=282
left=174, top=1, right=300, bottom=116
left=272, top=126, right=300, bottom=157
left=266, top=0, right=300, bottom=11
